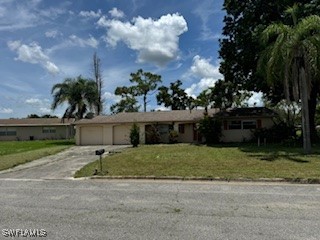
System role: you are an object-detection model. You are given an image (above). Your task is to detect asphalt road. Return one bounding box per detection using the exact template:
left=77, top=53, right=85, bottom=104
left=0, top=145, right=129, bottom=179
left=0, top=179, right=319, bottom=240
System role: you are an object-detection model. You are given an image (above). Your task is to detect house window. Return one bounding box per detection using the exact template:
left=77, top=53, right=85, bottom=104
left=0, top=129, right=6, bottom=136
left=178, top=124, right=185, bottom=134
left=227, top=120, right=257, bottom=130
left=156, top=125, right=169, bottom=135
left=228, top=121, right=241, bottom=129
left=43, top=127, right=56, bottom=133
left=0, top=127, right=17, bottom=136
left=242, top=120, right=257, bottom=129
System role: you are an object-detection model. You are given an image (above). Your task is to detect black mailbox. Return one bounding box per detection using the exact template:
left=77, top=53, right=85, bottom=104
left=95, top=149, right=105, bottom=156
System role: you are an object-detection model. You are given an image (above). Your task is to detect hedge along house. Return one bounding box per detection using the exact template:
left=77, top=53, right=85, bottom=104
left=75, top=107, right=276, bottom=145
left=0, top=118, right=75, bottom=141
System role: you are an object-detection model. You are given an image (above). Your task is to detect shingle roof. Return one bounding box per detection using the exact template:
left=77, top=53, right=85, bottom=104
left=0, top=118, right=75, bottom=126
left=76, top=109, right=220, bottom=125
left=75, top=107, right=276, bottom=125
left=216, top=107, right=277, bottom=118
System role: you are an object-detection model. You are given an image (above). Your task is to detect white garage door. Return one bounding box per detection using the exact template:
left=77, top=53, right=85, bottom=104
left=80, top=126, right=103, bottom=145
left=113, top=125, right=131, bottom=145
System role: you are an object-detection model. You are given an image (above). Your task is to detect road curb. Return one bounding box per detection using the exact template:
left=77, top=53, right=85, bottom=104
left=88, top=175, right=320, bottom=184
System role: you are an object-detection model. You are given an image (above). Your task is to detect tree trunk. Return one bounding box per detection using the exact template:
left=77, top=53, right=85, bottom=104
left=93, top=52, right=103, bottom=115
left=308, top=83, right=318, bottom=142
left=300, top=67, right=311, bottom=154
left=143, top=94, right=147, bottom=112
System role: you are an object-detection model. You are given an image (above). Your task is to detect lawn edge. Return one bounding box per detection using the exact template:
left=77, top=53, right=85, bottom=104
left=87, top=175, right=320, bottom=184
left=0, top=145, right=73, bottom=172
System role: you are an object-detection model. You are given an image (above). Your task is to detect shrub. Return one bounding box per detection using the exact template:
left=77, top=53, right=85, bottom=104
left=198, top=115, right=222, bottom=144
left=145, top=124, right=161, bottom=144
left=130, top=123, right=140, bottom=147
left=253, top=121, right=297, bottom=144
left=169, top=130, right=178, bottom=144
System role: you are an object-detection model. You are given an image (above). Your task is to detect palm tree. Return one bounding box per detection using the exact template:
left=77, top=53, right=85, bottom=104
left=258, top=6, right=320, bottom=154
left=51, top=76, right=99, bottom=120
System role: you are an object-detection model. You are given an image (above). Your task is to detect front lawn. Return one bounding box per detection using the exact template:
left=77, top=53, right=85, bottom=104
left=75, top=143, right=320, bottom=181
left=0, top=140, right=74, bottom=171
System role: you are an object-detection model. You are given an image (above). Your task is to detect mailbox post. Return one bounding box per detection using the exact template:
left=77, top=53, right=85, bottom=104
left=95, top=149, right=105, bottom=173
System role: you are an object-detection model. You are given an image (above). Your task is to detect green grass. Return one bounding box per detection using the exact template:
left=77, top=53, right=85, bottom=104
left=0, top=140, right=74, bottom=171
left=75, top=143, right=320, bottom=180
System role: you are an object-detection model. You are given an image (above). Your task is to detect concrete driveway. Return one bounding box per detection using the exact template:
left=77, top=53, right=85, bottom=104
left=0, top=145, right=129, bottom=180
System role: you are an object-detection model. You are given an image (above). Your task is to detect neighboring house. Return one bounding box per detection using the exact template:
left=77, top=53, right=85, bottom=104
left=75, top=107, right=276, bottom=145
left=0, top=118, right=75, bottom=141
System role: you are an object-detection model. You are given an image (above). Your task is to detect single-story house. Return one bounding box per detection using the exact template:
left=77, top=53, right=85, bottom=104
left=75, top=107, right=276, bottom=145
left=0, top=118, right=75, bottom=141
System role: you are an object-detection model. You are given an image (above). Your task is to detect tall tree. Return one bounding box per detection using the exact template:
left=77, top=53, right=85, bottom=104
left=130, top=69, right=162, bottom=112
left=156, top=80, right=193, bottom=110
left=196, top=79, right=235, bottom=110
left=196, top=89, right=213, bottom=113
left=51, top=76, right=98, bottom=120
left=92, top=52, right=103, bottom=115
left=219, top=0, right=320, bottom=140
left=110, top=86, right=140, bottom=114
left=258, top=7, right=320, bottom=153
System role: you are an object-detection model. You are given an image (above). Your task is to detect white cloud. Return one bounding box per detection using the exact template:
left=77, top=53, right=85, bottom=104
left=184, top=84, right=197, bottom=98
left=103, top=91, right=121, bottom=102
left=98, top=13, right=188, bottom=66
left=0, top=1, right=69, bottom=31
left=185, top=55, right=222, bottom=97
left=185, top=78, right=217, bottom=98
left=26, top=98, right=42, bottom=105
left=0, top=6, right=5, bottom=17
left=190, top=55, right=221, bottom=79
left=79, top=9, right=102, bottom=18
left=7, top=40, right=21, bottom=51
left=103, top=91, right=123, bottom=114
left=246, top=91, right=264, bottom=107
left=46, top=35, right=99, bottom=54
left=38, top=6, right=67, bottom=19
left=108, top=7, right=125, bottom=18
left=44, top=61, right=60, bottom=75
left=45, top=30, right=61, bottom=38
left=154, top=106, right=170, bottom=111
left=39, top=107, right=51, bottom=114
left=192, top=0, right=221, bottom=41
left=7, top=41, right=59, bottom=74
left=0, top=2, right=39, bottom=31
left=25, top=98, right=52, bottom=114
left=0, top=107, right=13, bottom=114
left=69, top=35, right=99, bottom=48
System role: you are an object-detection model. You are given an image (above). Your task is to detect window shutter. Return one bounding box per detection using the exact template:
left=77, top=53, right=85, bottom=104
left=257, top=119, right=262, bottom=128
left=223, top=120, right=228, bottom=130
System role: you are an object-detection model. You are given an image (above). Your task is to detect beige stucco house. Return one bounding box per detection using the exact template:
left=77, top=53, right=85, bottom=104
left=75, top=107, right=276, bottom=145
left=0, top=118, right=75, bottom=141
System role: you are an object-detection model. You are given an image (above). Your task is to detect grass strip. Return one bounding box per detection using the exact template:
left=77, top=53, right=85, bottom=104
left=75, top=144, right=320, bottom=180
left=0, top=140, right=74, bottom=171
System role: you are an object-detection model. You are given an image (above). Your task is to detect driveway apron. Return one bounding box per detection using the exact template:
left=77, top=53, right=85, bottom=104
left=0, top=145, right=129, bottom=179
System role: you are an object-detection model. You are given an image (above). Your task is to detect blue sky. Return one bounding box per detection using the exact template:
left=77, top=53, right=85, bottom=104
left=0, top=0, right=231, bottom=118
